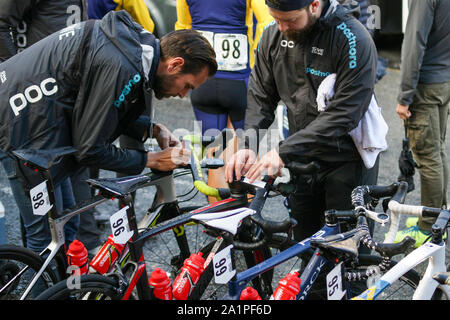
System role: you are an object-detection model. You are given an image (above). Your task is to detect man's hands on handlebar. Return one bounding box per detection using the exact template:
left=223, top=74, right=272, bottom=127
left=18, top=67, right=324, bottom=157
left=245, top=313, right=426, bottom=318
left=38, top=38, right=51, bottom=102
left=145, top=123, right=191, bottom=171
left=225, top=148, right=285, bottom=183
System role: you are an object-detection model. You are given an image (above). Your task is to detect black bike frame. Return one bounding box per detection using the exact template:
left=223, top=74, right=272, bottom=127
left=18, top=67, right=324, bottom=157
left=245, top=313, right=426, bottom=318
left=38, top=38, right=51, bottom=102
left=118, top=193, right=249, bottom=300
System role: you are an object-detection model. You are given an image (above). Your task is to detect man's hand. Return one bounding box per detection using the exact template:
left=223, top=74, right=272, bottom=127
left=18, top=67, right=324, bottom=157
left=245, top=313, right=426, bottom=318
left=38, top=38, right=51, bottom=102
left=246, top=149, right=284, bottom=182
left=225, top=149, right=257, bottom=183
left=153, top=123, right=181, bottom=149
left=396, top=104, right=411, bottom=120
left=146, top=146, right=190, bottom=171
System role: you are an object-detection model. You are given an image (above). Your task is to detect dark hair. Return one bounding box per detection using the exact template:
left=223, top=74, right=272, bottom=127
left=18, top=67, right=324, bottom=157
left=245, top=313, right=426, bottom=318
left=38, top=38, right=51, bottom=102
left=265, top=0, right=315, bottom=11
left=160, top=29, right=217, bottom=77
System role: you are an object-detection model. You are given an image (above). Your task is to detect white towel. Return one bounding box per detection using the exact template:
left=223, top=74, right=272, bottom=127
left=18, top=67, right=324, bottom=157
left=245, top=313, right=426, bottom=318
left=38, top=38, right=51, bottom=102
left=316, top=73, right=388, bottom=169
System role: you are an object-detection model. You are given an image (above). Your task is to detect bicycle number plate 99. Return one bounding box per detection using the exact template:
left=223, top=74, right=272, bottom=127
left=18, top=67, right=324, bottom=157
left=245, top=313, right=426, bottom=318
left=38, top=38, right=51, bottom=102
left=110, top=206, right=134, bottom=244
left=30, top=180, right=53, bottom=216
left=213, top=244, right=236, bottom=284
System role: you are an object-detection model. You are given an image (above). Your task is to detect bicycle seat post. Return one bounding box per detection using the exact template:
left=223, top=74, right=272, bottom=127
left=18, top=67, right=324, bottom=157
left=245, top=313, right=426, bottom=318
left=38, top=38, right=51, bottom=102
left=120, top=192, right=152, bottom=300
left=16, top=164, right=64, bottom=300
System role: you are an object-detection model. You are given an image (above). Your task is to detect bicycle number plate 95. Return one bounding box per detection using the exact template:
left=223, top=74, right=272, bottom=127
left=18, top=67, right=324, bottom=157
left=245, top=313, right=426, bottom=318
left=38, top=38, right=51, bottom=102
left=326, top=262, right=346, bottom=300
left=110, top=206, right=134, bottom=244
left=213, top=244, right=236, bottom=284
left=30, top=180, right=53, bottom=216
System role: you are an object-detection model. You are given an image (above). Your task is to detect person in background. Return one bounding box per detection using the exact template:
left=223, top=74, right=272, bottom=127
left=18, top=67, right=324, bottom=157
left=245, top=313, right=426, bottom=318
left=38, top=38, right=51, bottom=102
left=88, top=0, right=155, bottom=32
left=175, top=0, right=273, bottom=202
left=395, top=0, right=450, bottom=247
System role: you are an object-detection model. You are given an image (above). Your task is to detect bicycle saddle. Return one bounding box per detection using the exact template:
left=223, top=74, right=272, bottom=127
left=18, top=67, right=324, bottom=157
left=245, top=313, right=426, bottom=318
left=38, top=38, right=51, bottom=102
left=12, top=146, right=77, bottom=170
left=87, top=175, right=154, bottom=197
left=310, top=227, right=370, bottom=259
left=192, top=207, right=255, bottom=235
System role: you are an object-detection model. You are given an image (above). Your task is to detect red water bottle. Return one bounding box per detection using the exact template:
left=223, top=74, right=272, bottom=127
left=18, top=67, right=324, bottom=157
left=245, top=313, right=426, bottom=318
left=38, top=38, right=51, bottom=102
left=240, top=287, right=262, bottom=300
left=172, top=252, right=205, bottom=300
left=270, top=271, right=301, bottom=300
left=67, top=239, right=88, bottom=275
left=149, top=268, right=173, bottom=300
left=89, top=234, right=125, bottom=274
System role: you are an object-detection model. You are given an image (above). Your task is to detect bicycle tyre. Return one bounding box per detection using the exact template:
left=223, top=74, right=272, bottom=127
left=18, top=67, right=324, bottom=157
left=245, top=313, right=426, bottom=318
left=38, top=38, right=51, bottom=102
left=35, top=274, right=123, bottom=300
left=0, top=244, right=58, bottom=300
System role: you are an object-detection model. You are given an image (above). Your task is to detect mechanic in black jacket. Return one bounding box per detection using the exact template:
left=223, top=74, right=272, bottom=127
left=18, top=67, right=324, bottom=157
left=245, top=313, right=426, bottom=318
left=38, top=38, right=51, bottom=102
left=225, top=0, right=379, bottom=241
left=0, top=0, right=96, bottom=249
left=0, top=10, right=217, bottom=254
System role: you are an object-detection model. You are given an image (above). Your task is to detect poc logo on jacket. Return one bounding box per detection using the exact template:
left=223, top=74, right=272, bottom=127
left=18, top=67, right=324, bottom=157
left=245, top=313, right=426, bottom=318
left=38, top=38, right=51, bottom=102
left=336, top=22, right=357, bottom=69
left=114, top=73, right=142, bottom=108
left=9, top=78, right=58, bottom=116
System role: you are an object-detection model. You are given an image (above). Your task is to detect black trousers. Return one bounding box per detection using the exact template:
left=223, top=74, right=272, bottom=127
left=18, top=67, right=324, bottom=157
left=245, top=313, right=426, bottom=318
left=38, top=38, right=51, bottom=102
left=73, top=167, right=101, bottom=250
left=288, top=157, right=379, bottom=242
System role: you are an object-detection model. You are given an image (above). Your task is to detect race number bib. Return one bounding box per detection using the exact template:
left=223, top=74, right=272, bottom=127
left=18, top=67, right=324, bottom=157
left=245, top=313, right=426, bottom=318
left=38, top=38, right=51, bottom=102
left=214, top=33, right=248, bottom=71
left=198, top=31, right=248, bottom=72
left=213, top=244, right=235, bottom=284
left=30, top=180, right=53, bottom=216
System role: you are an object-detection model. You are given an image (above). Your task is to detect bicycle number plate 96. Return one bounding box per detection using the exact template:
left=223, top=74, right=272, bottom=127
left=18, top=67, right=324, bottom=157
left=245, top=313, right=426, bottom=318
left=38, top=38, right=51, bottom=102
left=30, top=180, right=53, bottom=216
left=213, top=244, right=235, bottom=284
left=110, top=206, right=134, bottom=244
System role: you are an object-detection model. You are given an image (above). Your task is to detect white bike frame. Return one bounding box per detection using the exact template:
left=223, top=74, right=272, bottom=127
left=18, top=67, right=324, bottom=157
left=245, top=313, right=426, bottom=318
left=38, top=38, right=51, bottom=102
left=354, top=241, right=449, bottom=300
left=353, top=200, right=449, bottom=300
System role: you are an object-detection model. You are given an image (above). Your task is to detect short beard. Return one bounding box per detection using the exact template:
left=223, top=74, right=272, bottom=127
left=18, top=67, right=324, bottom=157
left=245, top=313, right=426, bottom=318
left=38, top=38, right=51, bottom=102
left=282, top=10, right=318, bottom=43
left=153, top=73, right=178, bottom=99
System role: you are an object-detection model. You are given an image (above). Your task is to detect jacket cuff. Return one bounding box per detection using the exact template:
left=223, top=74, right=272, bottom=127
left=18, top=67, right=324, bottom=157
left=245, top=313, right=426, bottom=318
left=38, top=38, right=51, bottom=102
left=123, top=115, right=154, bottom=142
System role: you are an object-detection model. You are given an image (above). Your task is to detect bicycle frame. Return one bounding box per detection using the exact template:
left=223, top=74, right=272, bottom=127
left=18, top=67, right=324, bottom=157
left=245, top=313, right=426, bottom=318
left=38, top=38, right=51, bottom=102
left=17, top=162, right=110, bottom=299
left=353, top=241, right=449, bottom=300
left=223, top=224, right=343, bottom=300
left=12, top=162, right=190, bottom=299
left=7, top=133, right=229, bottom=299
left=117, top=193, right=250, bottom=300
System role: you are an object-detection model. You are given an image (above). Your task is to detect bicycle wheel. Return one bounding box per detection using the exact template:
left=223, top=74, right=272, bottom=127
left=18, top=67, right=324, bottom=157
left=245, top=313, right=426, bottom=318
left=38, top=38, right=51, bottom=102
left=344, top=254, right=420, bottom=300
left=35, top=274, right=123, bottom=300
left=0, top=244, right=58, bottom=300
left=139, top=204, right=214, bottom=281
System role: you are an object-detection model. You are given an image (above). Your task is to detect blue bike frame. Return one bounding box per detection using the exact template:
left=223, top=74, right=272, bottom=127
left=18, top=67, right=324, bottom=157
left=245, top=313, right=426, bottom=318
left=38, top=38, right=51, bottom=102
left=224, top=224, right=341, bottom=300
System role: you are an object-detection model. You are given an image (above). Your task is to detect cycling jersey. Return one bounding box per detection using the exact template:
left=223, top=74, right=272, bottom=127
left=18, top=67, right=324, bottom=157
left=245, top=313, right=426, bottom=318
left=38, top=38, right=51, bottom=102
left=0, top=11, right=159, bottom=187
left=175, top=0, right=273, bottom=81
left=244, top=0, right=378, bottom=163
left=88, top=0, right=154, bottom=32
left=191, top=78, right=247, bottom=134
left=0, top=0, right=88, bottom=61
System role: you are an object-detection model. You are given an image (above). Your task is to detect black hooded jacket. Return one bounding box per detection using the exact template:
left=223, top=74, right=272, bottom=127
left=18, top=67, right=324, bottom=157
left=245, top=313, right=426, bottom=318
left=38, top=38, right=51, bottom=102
left=0, top=11, right=159, bottom=187
left=244, top=0, right=377, bottom=164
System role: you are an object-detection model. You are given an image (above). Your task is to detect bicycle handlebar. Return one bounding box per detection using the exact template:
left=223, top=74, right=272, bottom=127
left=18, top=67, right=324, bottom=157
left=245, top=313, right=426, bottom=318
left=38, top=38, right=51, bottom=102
left=232, top=161, right=319, bottom=250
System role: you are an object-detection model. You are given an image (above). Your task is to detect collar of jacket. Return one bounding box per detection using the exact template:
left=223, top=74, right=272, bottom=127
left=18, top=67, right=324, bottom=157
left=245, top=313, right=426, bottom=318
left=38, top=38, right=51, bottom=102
left=139, top=30, right=160, bottom=90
